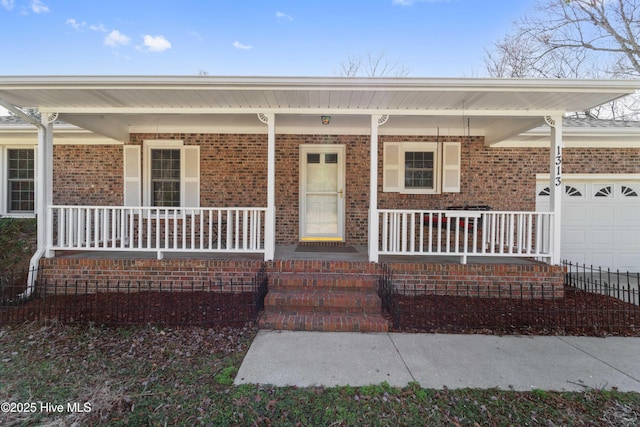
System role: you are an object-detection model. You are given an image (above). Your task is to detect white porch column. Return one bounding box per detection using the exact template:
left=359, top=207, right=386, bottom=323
left=259, top=113, right=276, bottom=261
left=39, top=113, right=55, bottom=258
left=547, top=115, right=563, bottom=265
left=368, top=114, right=389, bottom=263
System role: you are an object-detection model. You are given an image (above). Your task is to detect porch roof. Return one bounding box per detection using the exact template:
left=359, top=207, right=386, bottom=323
left=0, top=76, right=638, bottom=144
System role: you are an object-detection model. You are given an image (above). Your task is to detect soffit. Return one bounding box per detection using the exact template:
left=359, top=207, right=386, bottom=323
left=0, top=76, right=637, bottom=144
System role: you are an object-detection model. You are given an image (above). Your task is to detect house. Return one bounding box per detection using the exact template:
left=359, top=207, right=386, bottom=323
left=0, top=76, right=638, bottom=331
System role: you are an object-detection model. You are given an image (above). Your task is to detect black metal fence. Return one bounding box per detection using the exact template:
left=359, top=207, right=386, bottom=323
left=379, top=261, right=639, bottom=335
left=1, top=267, right=268, bottom=327
left=563, top=260, right=639, bottom=306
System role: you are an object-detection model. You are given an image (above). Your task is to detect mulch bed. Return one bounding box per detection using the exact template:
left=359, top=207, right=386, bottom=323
left=1, top=287, right=638, bottom=336
left=0, top=291, right=258, bottom=327
left=391, top=287, right=639, bottom=336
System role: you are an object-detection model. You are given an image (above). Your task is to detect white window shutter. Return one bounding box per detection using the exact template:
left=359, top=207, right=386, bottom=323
left=182, top=145, right=200, bottom=207
left=383, top=142, right=401, bottom=192
left=442, top=142, right=461, bottom=193
left=123, top=145, right=141, bottom=206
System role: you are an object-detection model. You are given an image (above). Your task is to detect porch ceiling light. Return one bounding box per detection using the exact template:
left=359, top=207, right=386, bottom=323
left=321, top=115, right=331, bottom=125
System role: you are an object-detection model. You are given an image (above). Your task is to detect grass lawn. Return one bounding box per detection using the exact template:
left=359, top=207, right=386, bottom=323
left=1, top=322, right=638, bottom=426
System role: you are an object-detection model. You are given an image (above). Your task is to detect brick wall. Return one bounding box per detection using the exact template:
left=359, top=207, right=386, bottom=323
left=40, top=257, right=264, bottom=293
left=53, top=145, right=123, bottom=206
left=386, top=261, right=565, bottom=299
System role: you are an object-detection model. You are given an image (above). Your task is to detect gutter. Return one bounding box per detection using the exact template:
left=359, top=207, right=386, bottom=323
left=0, top=98, right=45, bottom=300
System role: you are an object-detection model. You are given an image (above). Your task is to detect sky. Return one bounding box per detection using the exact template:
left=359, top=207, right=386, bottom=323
left=0, top=0, right=538, bottom=78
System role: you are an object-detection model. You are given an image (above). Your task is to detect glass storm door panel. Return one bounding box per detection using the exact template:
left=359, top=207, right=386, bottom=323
left=300, top=145, right=345, bottom=241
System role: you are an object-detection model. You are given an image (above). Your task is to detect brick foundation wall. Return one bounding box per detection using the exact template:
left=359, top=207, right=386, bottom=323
left=385, top=261, right=565, bottom=299
left=40, top=257, right=264, bottom=294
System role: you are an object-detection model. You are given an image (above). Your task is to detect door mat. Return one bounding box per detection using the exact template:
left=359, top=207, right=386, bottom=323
left=295, top=245, right=358, bottom=253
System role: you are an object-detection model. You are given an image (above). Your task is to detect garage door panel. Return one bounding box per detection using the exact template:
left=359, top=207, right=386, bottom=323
left=616, top=230, right=640, bottom=246
left=563, top=229, right=586, bottom=245
left=591, top=206, right=615, bottom=223
left=591, top=230, right=615, bottom=245
left=564, top=206, right=587, bottom=222
left=618, top=205, right=640, bottom=222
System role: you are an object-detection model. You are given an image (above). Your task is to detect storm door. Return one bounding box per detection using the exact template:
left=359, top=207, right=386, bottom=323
left=299, top=145, right=345, bottom=241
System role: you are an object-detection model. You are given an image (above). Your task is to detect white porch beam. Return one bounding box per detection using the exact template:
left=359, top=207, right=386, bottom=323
left=548, top=115, right=563, bottom=265
left=369, top=114, right=389, bottom=263
left=259, top=113, right=276, bottom=261
left=42, top=107, right=568, bottom=117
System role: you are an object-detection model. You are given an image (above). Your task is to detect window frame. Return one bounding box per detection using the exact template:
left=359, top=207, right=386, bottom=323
left=142, top=140, right=200, bottom=209
left=383, top=141, right=442, bottom=194
left=403, top=149, right=436, bottom=192
left=149, top=148, right=182, bottom=207
left=1, top=145, right=37, bottom=218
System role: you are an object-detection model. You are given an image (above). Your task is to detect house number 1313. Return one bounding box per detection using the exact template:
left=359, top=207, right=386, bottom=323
left=555, top=145, right=562, bottom=187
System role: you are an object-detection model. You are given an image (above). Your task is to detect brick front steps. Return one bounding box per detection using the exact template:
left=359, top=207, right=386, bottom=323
left=259, top=260, right=389, bottom=332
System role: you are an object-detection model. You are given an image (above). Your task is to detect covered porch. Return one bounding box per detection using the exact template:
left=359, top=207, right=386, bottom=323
left=1, top=76, right=638, bottom=295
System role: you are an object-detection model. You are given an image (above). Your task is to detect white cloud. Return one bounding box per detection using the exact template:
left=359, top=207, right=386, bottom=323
left=233, top=41, right=252, bottom=50
left=276, top=11, right=293, bottom=21
left=89, top=23, right=107, bottom=32
left=143, top=35, right=171, bottom=52
left=65, top=18, right=85, bottom=31
left=104, top=30, right=130, bottom=47
left=30, top=0, right=48, bottom=13
left=1, top=0, right=15, bottom=10
left=66, top=18, right=108, bottom=33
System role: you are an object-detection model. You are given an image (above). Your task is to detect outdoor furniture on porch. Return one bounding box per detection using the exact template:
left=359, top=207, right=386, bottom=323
left=424, top=205, right=491, bottom=230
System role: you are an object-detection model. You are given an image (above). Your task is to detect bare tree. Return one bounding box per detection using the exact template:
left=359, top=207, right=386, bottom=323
left=484, top=0, right=640, bottom=119
left=338, top=51, right=410, bottom=77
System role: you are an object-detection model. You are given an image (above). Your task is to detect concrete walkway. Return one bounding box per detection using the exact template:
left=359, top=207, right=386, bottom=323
left=235, top=331, right=640, bottom=392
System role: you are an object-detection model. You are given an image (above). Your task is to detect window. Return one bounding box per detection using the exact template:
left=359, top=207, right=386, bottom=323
left=594, top=186, right=613, bottom=198
left=124, top=140, right=200, bottom=208
left=383, top=141, right=460, bottom=194
left=150, top=149, right=181, bottom=207
left=7, top=148, right=35, bottom=213
left=404, top=151, right=434, bottom=189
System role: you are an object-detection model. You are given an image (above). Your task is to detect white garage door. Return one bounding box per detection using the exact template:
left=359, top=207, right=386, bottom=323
left=536, top=178, right=640, bottom=272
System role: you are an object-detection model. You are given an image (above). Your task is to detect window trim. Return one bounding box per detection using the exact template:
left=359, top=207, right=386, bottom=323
left=403, top=149, right=436, bottom=192
left=383, top=141, right=461, bottom=194
left=142, top=140, right=200, bottom=209
left=1, top=145, right=37, bottom=218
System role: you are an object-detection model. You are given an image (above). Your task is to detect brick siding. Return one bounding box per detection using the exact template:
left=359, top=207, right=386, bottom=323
left=40, top=257, right=264, bottom=293
left=385, top=261, right=565, bottom=299
left=53, top=145, right=123, bottom=206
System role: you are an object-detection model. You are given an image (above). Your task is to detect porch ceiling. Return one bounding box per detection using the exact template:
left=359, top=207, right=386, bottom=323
left=0, top=76, right=638, bottom=144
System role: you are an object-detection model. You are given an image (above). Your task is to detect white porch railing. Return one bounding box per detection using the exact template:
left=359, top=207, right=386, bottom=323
left=378, top=209, right=554, bottom=263
left=48, top=206, right=266, bottom=259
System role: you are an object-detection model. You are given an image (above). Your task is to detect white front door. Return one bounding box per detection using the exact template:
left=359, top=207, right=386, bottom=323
left=300, top=145, right=346, bottom=241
